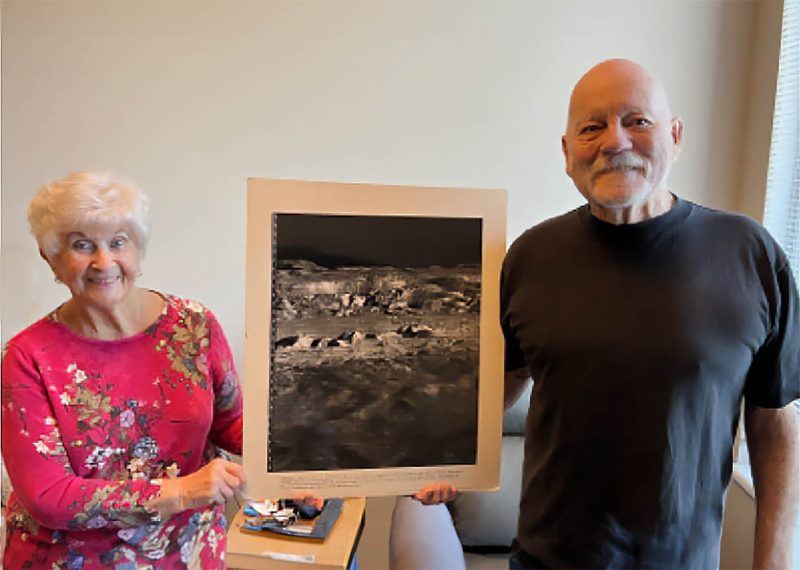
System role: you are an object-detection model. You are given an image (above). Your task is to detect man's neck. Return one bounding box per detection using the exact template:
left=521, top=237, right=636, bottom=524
left=590, top=190, right=676, bottom=225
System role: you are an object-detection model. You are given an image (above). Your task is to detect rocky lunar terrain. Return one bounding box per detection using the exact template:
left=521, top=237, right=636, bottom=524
left=268, top=259, right=480, bottom=472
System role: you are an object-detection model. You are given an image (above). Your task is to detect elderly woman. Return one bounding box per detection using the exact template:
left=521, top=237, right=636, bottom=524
left=1, top=171, right=245, bottom=569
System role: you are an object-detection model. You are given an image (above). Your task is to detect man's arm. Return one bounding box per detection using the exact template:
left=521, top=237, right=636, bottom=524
left=505, top=367, right=531, bottom=409
left=745, top=402, right=799, bottom=569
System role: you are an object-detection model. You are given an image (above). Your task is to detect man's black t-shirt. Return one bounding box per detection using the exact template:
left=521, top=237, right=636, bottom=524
left=501, top=197, right=799, bottom=568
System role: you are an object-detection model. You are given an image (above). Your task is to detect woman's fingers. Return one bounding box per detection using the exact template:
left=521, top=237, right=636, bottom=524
left=227, top=462, right=247, bottom=489
left=182, top=459, right=247, bottom=508
left=150, top=459, right=249, bottom=513
left=221, top=467, right=243, bottom=490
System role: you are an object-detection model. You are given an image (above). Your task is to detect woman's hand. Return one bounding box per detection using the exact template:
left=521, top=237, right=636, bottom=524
left=149, top=458, right=247, bottom=518
left=412, top=482, right=459, bottom=505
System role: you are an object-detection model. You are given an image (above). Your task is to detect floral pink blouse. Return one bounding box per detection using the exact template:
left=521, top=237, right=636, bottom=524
left=1, top=294, right=243, bottom=570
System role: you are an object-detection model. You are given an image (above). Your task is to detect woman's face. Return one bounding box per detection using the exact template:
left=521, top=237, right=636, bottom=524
left=47, top=222, right=142, bottom=313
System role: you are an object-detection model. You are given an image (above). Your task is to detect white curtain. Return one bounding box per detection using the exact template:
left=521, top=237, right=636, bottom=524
left=764, top=0, right=800, bottom=283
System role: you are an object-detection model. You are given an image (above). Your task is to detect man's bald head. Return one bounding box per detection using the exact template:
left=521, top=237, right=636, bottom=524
left=567, top=59, right=674, bottom=133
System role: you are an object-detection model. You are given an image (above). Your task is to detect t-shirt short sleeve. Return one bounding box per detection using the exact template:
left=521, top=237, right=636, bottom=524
left=500, top=260, right=527, bottom=372
left=743, top=263, right=800, bottom=408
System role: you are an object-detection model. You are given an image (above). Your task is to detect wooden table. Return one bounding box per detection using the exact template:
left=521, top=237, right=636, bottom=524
left=227, top=497, right=366, bottom=570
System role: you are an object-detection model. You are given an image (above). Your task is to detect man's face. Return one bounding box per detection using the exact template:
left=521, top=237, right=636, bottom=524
left=562, top=62, right=683, bottom=212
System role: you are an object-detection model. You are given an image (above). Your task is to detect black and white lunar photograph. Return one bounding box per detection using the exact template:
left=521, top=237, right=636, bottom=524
left=268, top=213, right=482, bottom=472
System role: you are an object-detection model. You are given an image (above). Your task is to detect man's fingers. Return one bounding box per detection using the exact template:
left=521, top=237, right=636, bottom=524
left=413, top=489, right=435, bottom=504
left=413, top=483, right=459, bottom=505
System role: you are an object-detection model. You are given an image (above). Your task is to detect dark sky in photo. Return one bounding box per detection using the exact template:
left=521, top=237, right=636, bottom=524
left=274, top=214, right=482, bottom=268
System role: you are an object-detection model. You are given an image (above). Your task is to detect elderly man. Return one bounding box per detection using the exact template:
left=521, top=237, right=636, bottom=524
left=502, top=59, right=799, bottom=569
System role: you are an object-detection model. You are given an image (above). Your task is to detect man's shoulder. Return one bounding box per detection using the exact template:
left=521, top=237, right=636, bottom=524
left=685, top=201, right=787, bottom=264
left=508, top=206, right=584, bottom=254
left=686, top=201, right=761, bottom=230
left=684, top=198, right=775, bottom=231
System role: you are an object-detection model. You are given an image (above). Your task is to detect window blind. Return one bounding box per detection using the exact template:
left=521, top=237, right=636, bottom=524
left=763, top=0, right=800, bottom=284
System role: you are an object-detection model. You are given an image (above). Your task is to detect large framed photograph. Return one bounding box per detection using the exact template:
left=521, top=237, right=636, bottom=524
left=244, top=179, right=506, bottom=498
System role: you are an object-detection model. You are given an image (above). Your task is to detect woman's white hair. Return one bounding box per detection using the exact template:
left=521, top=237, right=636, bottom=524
left=28, top=171, right=150, bottom=257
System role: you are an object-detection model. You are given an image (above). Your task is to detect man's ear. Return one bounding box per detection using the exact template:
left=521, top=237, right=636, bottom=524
left=561, top=135, right=570, bottom=174
left=671, top=117, right=684, bottom=158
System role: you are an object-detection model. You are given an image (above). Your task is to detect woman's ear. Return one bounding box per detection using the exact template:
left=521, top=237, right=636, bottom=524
left=39, top=248, right=56, bottom=272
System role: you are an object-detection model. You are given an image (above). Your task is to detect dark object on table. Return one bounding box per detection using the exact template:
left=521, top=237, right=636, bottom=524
left=242, top=498, right=344, bottom=540
left=285, top=499, right=323, bottom=519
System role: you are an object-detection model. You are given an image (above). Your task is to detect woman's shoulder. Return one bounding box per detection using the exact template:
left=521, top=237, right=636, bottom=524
left=3, top=312, right=60, bottom=356
left=157, top=292, right=218, bottom=322
left=154, top=293, right=228, bottom=348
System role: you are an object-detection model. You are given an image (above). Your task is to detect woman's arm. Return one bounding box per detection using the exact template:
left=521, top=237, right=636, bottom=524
left=205, top=310, right=243, bottom=454
left=3, top=342, right=247, bottom=530
left=2, top=344, right=162, bottom=530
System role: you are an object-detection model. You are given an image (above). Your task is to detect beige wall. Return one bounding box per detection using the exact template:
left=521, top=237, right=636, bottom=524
left=737, top=0, right=783, bottom=220
left=0, top=1, right=783, bottom=568
left=721, top=472, right=758, bottom=570
left=1, top=0, right=781, bottom=355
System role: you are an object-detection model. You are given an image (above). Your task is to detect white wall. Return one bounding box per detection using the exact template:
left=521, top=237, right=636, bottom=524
left=1, top=1, right=782, bottom=568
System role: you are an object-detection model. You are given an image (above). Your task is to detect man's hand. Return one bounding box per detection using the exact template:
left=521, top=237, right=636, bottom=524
left=745, top=402, right=799, bottom=569
left=412, top=482, right=459, bottom=505
left=151, top=458, right=247, bottom=518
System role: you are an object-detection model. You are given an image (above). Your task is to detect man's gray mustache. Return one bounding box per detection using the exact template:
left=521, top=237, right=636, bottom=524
left=591, top=155, right=645, bottom=175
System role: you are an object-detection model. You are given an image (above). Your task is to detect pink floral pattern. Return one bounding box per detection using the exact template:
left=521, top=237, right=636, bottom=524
left=1, top=294, right=242, bottom=569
